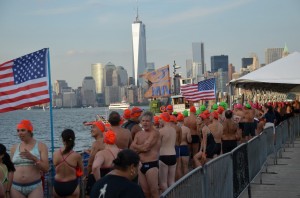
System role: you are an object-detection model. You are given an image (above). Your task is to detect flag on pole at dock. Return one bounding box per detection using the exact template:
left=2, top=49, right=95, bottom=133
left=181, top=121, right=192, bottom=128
left=180, top=78, right=216, bottom=101
left=0, top=48, right=50, bottom=113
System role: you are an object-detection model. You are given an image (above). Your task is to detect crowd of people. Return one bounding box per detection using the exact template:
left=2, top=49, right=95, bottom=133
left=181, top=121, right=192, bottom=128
left=0, top=100, right=299, bottom=198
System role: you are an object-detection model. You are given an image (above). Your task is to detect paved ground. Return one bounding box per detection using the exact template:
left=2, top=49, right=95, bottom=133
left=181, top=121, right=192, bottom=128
left=240, top=138, right=300, bottom=198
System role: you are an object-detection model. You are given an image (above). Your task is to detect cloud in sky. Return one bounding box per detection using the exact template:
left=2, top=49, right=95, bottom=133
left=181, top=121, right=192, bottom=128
left=150, top=0, right=252, bottom=26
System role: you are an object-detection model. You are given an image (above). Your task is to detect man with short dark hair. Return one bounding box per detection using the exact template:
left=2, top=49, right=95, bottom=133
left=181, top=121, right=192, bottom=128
left=109, top=111, right=132, bottom=149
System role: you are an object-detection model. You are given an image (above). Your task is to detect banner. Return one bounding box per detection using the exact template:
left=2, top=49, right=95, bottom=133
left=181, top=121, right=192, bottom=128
left=142, top=65, right=171, bottom=98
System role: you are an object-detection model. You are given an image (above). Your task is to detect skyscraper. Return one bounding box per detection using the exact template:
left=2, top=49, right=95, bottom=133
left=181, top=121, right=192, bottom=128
left=265, top=48, right=284, bottom=64
left=91, top=63, right=104, bottom=94
left=132, top=10, right=147, bottom=87
left=241, top=58, right=253, bottom=68
left=211, top=55, right=229, bottom=73
left=192, top=42, right=205, bottom=77
left=82, top=76, right=96, bottom=107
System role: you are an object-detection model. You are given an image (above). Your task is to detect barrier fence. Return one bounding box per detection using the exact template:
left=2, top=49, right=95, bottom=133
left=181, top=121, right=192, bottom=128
left=42, top=115, right=299, bottom=198
left=160, top=115, right=300, bottom=198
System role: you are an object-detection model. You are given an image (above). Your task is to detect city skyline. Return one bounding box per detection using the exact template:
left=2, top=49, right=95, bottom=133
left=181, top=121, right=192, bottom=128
left=1, top=0, right=300, bottom=88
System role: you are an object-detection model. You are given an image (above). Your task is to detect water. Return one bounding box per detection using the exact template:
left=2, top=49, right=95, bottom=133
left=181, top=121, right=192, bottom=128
left=0, top=107, right=119, bottom=154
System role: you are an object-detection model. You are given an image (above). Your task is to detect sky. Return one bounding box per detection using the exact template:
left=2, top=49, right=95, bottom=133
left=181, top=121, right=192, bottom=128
left=1, top=0, right=300, bottom=88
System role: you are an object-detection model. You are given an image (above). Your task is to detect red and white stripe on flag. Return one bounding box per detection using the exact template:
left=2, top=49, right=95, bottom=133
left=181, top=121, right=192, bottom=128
left=0, top=49, right=50, bottom=113
left=180, top=83, right=202, bottom=102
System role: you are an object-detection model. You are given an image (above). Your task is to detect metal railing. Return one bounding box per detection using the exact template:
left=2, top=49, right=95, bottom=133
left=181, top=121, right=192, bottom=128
left=160, top=115, right=299, bottom=198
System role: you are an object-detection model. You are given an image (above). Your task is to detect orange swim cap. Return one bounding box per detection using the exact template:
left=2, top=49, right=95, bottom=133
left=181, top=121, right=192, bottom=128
left=104, top=130, right=116, bottom=145
left=17, top=120, right=33, bottom=132
left=93, top=121, right=106, bottom=132
left=160, top=112, right=170, bottom=122
left=123, top=109, right=131, bottom=119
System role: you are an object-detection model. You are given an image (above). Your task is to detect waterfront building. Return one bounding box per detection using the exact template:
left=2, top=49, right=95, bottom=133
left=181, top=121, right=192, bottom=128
left=216, top=68, right=228, bottom=93
left=82, top=76, right=96, bottom=107
left=211, top=55, right=229, bottom=73
left=192, top=42, right=205, bottom=77
left=242, top=58, right=253, bottom=68
left=126, top=85, right=137, bottom=104
left=114, top=66, right=128, bottom=86
left=146, top=62, right=155, bottom=72
left=265, top=48, right=284, bottom=64
left=282, top=44, right=289, bottom=57
left=132, top=11, right=147, bottom=87
left=104, top=62, right=116, bottom=87
left=186, top=59, right=193, bottom=78
left=54, top=80, right=68, bottom=95
left=63, top=92, right=77, bottom=108
left=228, top=64, right=235, bottom=81
left=91, top=63, right=105, bottom=94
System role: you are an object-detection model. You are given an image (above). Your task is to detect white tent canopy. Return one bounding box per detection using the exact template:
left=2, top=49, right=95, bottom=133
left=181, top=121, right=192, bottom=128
left=230, top=52, right=300, bottom=93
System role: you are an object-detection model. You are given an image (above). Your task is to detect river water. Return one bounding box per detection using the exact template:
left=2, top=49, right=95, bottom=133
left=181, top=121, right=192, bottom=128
left=0, top=107, right=147, bottom=154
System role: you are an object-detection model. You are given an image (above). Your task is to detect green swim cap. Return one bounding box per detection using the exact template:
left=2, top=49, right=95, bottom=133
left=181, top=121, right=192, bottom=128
left=212, top=104, right=218, bottom=110
left=172, top=111, right=178, bottom=115
left=245, top=103, right=251, bottom=109
left=219, top=102, right=228, bottom=109
left=183, top=110, right=189, bottom=117
left=200, top=105, right=206, bottom=112
left=196, top=109, right=201, bottom=116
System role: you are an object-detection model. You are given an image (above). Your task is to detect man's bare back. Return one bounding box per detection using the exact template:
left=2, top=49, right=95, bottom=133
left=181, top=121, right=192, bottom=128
left=111, top=126, right=132, bottom=149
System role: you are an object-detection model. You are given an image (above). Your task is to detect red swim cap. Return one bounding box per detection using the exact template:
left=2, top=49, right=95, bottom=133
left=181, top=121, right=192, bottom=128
left=166, top=105, right=173, bottom=111
left=190, top=106, right=196, bottom=113
left=160, top=112, right=170, bottom=122
left=123, top=109, right=131, bottom=119
left=177, top=114, right=184, bottom=121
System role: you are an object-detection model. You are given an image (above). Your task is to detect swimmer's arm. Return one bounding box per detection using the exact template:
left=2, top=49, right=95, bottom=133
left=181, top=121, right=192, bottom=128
left=7, top=171, right=13, bottom=191
left=77, top=154, right=84, bottom=178
left=92, top=152, right=104, bottom=181
left=187, top=129, right=192, bottom=144
left=130, top=133, right=141, bottom=153
left=137, top=132, right=159, bottom=152
left=28, top=143, right=49, bottom=173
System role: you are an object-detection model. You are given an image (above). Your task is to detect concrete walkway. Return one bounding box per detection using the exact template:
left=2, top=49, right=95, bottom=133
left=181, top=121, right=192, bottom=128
left=241, top=138, right=300, bottom=198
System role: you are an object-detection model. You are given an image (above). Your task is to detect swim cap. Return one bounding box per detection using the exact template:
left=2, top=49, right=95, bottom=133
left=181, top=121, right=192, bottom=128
left=235, top=104, right=243, bottom=109
left=217, top=106, right=225, bottom=114
left=211, top=111, right=219, bottom=119
left=196, top=109, right=201, bottom=116
left=166, top=105, right=173, bottom=111
left=160, top=112, right=170, bottom=122
left=154, top=116, right=160, bottom=124
left=17, top=120, right=33, bottom=132
left=182, top=110, right=189, bottom=117
left=200, top=105, right=206, bottom=112
left=219, top=102, right=228, bottom=110
left=93, top=121, right=106, bottom=132
left=104, top=130, right=116, bottom=145
left=212, top=104, right=218, bottom=110
left=123, top=109, right=131, bottom=119
left=170, top=115, right=177, bottom=123
left=190, top=106, right=196, bottom=113
left=245, top=103, right=251, bottom=109
left=172, top=111, right=178, bottom=115
left=177, top=114, right=184, bottom=121
left=199, top=110, right=210, bottom=119
left=131, top=107, right=143, bottom=118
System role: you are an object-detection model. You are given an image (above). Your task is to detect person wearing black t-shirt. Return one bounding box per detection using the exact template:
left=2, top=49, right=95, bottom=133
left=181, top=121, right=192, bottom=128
left=90, top=149, right=145, bottom=198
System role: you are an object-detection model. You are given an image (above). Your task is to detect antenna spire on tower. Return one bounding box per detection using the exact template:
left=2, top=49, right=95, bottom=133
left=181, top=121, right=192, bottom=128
left=136, top=0, right=139, bottom=21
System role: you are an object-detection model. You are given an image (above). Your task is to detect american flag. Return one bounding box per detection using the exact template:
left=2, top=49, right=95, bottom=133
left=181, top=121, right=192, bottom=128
left=0, top=49, right=50, bottom=113
left=180, top=78, right=216, bottom=102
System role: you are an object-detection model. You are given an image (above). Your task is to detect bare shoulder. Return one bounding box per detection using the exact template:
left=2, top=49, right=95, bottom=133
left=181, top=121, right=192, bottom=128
left=38, top=141, right=48, bottom=150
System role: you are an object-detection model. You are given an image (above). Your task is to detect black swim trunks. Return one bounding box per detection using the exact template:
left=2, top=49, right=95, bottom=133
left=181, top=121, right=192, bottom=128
left=140, top=161, right=159, bottom=175
left=191, top=135, right=200, bottom=144
left=54, top=178, right=78, bottom=197
left=159, top=155, right=177, bottom=166
left=243, top=122, right=256, bottom=137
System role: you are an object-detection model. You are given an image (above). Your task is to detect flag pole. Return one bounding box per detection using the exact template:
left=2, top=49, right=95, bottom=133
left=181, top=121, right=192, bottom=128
left=46, top=48, right=55, bottom=177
